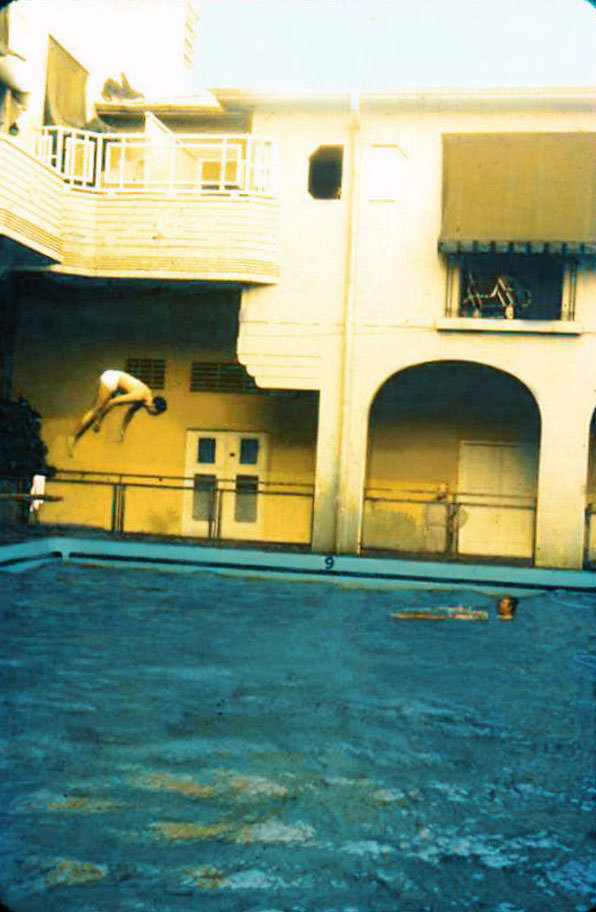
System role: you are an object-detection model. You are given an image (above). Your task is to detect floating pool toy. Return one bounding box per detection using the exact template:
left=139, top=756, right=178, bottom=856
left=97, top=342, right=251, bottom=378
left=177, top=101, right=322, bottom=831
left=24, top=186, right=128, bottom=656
left=391, top=607, right=488, bottom=621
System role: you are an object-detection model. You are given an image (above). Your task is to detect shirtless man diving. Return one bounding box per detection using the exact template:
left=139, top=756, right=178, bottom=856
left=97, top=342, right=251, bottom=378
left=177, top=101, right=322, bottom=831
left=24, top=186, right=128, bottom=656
left=68, top=369, right=167, bottom=455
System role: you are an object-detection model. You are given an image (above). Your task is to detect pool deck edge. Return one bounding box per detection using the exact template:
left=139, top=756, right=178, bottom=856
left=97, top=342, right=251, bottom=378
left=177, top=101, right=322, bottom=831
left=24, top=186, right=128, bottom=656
left=0, top=535, right=595, bottom=593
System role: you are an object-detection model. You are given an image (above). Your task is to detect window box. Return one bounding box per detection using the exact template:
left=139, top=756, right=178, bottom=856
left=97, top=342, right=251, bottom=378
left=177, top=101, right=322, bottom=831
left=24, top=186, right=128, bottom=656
left=436, top=317, right=582, bottom=335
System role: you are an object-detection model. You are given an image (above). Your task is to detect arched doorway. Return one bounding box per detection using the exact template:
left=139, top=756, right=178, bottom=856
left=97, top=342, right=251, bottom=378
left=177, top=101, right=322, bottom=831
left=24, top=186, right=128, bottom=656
left=362, top=361, right=541, bottom=561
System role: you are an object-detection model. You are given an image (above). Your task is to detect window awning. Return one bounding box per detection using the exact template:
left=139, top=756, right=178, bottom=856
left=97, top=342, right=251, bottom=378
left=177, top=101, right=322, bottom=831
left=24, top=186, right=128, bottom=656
left=439, top=133, right=596, bottom=255
left=44, top=36, right=88, bottom=128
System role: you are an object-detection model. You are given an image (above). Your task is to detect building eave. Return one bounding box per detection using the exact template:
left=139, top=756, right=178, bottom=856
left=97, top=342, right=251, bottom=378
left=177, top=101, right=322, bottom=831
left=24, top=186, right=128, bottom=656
left=211, top=85, right=596, bottom=114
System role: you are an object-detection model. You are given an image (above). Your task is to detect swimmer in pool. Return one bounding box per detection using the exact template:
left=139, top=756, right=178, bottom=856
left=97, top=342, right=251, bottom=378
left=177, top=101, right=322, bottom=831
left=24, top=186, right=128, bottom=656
left=497, top=595, right=518, bottom=621
left=68, top=370, right=167, bottom=455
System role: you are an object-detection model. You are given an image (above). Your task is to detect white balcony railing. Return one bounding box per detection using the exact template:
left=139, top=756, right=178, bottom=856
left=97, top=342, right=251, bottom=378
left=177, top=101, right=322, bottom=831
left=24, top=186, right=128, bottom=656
left=36, top=127, right=278, bottom=197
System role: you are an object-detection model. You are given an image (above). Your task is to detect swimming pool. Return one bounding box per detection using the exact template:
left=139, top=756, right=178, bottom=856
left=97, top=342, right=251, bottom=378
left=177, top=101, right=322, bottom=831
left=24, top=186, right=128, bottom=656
left=1, top=563, right=594, bottom=911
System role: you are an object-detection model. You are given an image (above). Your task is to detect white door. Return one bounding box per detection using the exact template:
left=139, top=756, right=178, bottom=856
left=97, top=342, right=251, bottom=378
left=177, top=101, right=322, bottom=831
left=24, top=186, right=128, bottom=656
left=183, top=430, right=269, bottom=540
left=457, top=441, right=537, bottom=558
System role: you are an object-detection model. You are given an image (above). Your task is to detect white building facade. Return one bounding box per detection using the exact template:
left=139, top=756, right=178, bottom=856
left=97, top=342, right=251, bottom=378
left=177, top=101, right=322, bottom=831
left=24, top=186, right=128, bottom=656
left=1, top=2, right=595, bottom=569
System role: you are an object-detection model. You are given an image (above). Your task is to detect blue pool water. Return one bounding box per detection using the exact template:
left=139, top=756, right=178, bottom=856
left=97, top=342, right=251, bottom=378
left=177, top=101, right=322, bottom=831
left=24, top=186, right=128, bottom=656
left=0, top=563, right=594, bottom=912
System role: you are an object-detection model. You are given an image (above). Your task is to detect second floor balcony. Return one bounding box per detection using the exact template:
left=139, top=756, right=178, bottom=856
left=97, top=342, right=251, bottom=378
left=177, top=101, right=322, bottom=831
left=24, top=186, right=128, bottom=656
left=1, top=127, right=280, bottom=283
left=36, top=127, right=277, bottom=196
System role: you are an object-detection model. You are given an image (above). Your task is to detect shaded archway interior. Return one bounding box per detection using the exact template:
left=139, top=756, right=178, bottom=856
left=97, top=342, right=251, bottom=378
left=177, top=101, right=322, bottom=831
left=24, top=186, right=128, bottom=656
left=586, top=409, right=596, bottom=565
left=364, top=361, right=541, bottom=559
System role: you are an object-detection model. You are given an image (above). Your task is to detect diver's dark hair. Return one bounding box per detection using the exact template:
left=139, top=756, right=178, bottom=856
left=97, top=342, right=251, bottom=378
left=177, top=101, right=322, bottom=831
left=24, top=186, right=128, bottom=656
left=152, top=396, right=167, bottom=414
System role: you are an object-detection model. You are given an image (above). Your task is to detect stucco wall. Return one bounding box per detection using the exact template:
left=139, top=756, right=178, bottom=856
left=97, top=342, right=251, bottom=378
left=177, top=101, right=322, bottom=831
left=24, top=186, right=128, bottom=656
left=240, top=98, right=596, bottom=389
left=237, top=96, right=596, bottom=564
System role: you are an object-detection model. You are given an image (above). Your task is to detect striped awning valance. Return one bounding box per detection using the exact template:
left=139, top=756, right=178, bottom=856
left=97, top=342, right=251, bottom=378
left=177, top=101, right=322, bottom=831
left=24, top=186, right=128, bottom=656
left=438, top=239, right=596, bottom=255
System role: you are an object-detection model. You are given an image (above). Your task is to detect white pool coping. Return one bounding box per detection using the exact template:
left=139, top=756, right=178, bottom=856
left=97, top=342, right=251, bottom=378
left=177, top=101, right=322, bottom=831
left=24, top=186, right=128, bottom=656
left=0, top=536, right=595, bottom=595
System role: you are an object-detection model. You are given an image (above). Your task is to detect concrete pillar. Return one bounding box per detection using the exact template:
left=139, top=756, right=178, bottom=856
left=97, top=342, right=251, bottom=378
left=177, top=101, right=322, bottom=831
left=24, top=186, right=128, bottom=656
left=311, top=383, right=342, bottom=552
left=335, top=392, right=369, bottom=554
left=311, top=371, right=370, bottom=556
left=534, top=397, right=592, bottom=569
left=313, top=96, right=362, bottom=555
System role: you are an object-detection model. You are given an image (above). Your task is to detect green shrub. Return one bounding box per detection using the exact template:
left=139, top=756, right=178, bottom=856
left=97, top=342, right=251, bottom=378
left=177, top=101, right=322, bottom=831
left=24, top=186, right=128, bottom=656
left=0, top=397, right=55, bottom=484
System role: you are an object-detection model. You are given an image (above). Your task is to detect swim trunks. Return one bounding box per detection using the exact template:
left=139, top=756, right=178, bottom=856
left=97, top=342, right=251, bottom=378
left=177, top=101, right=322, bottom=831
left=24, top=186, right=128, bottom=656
left=100, top=370, right=121, bottom=393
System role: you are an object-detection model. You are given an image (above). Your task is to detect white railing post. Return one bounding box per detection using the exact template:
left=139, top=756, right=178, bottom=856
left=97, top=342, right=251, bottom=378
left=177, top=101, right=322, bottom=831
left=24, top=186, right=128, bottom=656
left=65, top=130, right=73, bottom=182
left=269, top=140, right=278, bottom=196
left=95, top=135, right=103, bottom=189
left=56, top=128, right=64, bottom=177
left=246, top=137, right=253, bottom=193
left=169, top=139, right=176, bottom=193
left=221, top=137, right=228, bottom=191
left=119, top=136, right=126, bottom=190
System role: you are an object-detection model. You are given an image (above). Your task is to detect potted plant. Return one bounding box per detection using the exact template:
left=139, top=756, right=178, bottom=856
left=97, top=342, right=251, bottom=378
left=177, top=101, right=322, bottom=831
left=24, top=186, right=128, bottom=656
left=0, top=397, right=55, bottom=524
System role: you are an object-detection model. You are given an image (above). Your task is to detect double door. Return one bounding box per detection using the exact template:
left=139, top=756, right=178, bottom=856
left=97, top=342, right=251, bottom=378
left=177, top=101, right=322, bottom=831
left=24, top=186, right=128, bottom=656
left=183, top=430, right=268, bottom=540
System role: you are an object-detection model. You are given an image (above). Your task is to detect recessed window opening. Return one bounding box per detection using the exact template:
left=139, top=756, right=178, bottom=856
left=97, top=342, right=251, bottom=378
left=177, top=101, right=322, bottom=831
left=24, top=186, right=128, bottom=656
left=458, top=255, right=563, bottom=320
left=308, top=145, right=343, bottom=199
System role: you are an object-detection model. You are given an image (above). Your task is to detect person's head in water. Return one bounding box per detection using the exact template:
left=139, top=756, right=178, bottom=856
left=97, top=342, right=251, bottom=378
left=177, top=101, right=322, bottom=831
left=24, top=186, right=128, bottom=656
left=497, top=595, right=518, bottom=620
left=148, top=396, right=167, bottom=416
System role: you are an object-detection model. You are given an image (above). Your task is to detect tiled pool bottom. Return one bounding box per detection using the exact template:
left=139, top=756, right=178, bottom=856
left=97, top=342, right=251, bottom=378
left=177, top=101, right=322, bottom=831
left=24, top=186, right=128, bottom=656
left=0, top=565, right=594, bottom=912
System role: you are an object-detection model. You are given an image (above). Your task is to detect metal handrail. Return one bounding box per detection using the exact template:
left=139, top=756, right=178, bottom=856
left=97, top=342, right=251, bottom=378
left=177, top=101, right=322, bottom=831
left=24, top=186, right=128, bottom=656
left=44, top=472, right=314, bottom=539
left=363, top=489, right=537, bottom=507
left=361, top=489, right=538, bottom=558
left=52, top=469, right=313, bottom=492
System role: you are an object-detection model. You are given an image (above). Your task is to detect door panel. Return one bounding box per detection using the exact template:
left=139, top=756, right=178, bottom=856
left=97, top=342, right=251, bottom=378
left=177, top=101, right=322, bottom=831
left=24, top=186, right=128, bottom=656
left=457, top=442, right=537, bottom=558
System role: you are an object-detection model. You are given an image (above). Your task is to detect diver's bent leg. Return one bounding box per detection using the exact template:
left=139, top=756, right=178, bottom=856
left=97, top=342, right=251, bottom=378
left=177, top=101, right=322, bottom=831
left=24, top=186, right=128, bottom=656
left=70, top=385, right=113, bottom=450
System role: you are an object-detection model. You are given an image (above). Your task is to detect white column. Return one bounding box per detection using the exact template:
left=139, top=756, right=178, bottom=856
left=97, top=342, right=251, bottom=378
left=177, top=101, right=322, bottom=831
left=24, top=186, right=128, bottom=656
left=335, top=397, right=369, bottom=554
left=311, top=360, right=370, bottom=555
left=313, top=95, right=363, bottom=555
left=311, top=384, right=342, bottom=552
left=534, top=398, right=592, bottom=569
left=334, top=94, right=363, bottom=555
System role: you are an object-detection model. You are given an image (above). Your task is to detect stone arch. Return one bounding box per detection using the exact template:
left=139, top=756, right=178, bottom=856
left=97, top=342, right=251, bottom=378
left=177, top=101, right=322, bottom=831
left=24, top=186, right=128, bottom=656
left=365, top=355, right=544, bottom=426
left=362, top=360, right=541, bottom=561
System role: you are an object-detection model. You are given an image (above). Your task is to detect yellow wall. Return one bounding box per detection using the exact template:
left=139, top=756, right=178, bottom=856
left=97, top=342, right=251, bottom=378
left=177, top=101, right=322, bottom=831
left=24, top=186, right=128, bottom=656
left=13, top=277, right=318, bottom=541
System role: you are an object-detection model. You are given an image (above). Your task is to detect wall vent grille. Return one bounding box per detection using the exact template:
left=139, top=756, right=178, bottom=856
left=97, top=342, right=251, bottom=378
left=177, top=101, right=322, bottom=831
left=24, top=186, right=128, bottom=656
left=190, top=361, right=257, bottom=393
left=125, top=358, right=166, bottom=390
left=190, top=362, right=310, bottom=398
